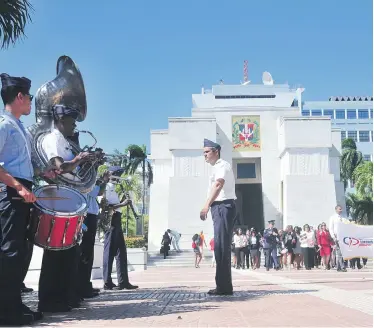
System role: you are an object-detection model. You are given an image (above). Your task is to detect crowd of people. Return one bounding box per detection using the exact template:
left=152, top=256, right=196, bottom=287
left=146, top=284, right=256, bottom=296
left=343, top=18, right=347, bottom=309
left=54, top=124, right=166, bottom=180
left=230, top=206, right=368, bottom=272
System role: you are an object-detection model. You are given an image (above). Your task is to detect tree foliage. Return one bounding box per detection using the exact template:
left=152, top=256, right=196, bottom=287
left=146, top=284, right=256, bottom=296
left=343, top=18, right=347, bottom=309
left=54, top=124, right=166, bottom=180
left=352, top=161, right=373, bottom=198
left=0, top=0, right=33, bottom=49
left=340, top=139, right=363, bottom=189
left=346, top=193, right=373, bottom=225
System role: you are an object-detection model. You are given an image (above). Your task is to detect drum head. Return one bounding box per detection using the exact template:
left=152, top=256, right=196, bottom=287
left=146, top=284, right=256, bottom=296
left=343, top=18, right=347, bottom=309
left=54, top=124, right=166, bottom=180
left=34, top=185, right=88, bottom=216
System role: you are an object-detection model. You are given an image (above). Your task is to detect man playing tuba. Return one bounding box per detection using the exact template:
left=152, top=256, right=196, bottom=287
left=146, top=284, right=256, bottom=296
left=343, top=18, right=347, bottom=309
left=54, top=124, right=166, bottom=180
left=38, top=105, right=95, bottom=312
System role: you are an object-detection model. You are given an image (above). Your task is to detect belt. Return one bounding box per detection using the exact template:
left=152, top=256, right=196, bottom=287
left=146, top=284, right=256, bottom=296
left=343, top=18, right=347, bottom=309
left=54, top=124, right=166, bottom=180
left=211, top=199, right=235, bottom=206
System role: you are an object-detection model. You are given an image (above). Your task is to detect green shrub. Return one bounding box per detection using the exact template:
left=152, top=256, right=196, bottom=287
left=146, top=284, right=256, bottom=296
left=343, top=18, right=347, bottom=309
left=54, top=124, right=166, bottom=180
left=125, top=236, right=146, bottom=248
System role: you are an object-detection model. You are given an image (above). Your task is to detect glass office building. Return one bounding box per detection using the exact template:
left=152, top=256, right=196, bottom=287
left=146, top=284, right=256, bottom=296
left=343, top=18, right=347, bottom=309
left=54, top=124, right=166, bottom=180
left=302, top=96, right=373, bottom=162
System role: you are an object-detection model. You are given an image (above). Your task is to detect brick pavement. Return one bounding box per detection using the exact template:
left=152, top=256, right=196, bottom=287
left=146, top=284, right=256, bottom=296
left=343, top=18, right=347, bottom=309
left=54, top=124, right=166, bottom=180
left=23, top=265, right=373, bottom=327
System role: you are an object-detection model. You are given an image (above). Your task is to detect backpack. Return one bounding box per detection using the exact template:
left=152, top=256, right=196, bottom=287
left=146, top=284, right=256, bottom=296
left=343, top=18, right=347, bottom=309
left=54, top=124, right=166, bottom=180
left=192, top=241, right=196, bottom=249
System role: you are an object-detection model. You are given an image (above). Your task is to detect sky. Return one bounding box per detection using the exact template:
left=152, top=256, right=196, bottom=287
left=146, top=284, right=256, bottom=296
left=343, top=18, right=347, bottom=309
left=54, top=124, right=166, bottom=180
left=0, top=0, right=372, bottom=153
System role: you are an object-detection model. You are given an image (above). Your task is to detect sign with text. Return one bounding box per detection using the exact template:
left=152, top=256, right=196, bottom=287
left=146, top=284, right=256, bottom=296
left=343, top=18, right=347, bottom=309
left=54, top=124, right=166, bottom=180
left=338, top=222, right=373, bottom=259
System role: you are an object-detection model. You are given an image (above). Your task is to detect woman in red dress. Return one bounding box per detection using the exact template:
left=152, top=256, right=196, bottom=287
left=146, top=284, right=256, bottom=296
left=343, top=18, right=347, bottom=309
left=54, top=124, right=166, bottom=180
left=317, top=222, right=334, bottom=270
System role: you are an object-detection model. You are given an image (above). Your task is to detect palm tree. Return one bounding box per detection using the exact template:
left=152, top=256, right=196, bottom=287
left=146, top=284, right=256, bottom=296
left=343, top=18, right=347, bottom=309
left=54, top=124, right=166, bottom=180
left=353, top=161, right=373, bottom=198
left=340, top=138, right=363, bottom=189
left=125, top=144, right=153, bottom=235
left=346, top=193, right=373, bottom=225
left=0, top=0, right=33, bottom=49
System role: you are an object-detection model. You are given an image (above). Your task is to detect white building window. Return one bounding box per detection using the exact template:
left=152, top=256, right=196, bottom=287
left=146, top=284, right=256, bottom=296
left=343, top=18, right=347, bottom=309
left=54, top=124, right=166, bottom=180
left=347, top=110, right=357, bottom=119
left=341, top=131, right=346, bottom=141
left=311, top=110, right=322, bottom=116
left=358, top=109, right=369, bottom=119
left=359, top=131, right=370, bottom=142
left=335, top=110, right=345, bottom=119
left=237, top=163, right=256, bottom=179
left=323, top=110, right=334, bottom=118
left=347, top=131, right=357, bottom=141
left=301, top=110, right=310, bottom=116
left=363, top=154, right=371, bottom=161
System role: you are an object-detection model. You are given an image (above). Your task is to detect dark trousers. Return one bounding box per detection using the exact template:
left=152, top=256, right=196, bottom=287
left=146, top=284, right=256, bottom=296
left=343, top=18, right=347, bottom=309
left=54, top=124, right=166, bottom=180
left=263, top=248, right=278, bottom=269
left=21, top=240, right=34, bottom=287
left=302, top=247, right=315, bottom=269
left=78, top=214, right=98, bottom=294
left=350, top=257, right=361, bottom=269
left=38, top=246, right=79, bottom=307
left=103, top=212, right=129, bottom=286
left=211, top=200, right=236, bottom=293
left=0, top=180, right=32, bottom=319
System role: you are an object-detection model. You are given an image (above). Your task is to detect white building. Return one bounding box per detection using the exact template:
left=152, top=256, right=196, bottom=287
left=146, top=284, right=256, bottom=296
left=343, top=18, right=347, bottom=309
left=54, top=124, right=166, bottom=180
left=147, top=74, right=346, bottom=251
left=302, top=97, right=373, bottom=162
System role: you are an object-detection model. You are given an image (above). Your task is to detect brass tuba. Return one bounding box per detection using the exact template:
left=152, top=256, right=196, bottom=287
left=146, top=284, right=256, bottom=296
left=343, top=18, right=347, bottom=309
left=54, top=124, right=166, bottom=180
left=28, top=55, right=98, bottom=194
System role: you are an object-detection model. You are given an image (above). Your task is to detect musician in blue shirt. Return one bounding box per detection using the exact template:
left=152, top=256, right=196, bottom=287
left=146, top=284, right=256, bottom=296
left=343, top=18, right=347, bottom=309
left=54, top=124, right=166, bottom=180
left=0, top=74, right=55, bottom=325
left=77, top=175, right=108, bottom=298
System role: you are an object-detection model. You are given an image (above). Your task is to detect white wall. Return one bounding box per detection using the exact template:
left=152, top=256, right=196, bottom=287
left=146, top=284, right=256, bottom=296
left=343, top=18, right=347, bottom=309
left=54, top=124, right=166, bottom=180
left=283, top=174, right=337, bottom=228
left=169, top=118, right=216, bottom=150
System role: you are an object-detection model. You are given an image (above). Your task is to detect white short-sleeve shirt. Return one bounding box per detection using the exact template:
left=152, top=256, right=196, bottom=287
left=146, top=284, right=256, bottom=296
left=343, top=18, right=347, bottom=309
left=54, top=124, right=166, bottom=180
left=41, top=129, right=81, bottom=182
left=105, top=182, right=122, bottom=213
left=208, top=159, right=236, bottom=202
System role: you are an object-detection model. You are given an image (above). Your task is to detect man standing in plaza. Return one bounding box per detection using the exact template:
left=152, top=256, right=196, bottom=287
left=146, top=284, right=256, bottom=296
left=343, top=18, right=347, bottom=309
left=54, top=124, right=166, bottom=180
left=263, top=220, right=280, bottom=271
left=329, top=205, right=348, bottom=272
left=200, top=139, right=236, bottom=296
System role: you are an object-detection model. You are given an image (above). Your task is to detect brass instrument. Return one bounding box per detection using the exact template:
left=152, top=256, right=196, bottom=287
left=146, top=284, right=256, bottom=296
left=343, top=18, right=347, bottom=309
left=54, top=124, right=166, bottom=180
left=27, top=56, right=104, bottom=194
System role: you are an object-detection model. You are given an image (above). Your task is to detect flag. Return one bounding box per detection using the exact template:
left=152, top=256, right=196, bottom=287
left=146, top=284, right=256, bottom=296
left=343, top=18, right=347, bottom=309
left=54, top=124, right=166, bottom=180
left=337, top=222, right=373, bottom=259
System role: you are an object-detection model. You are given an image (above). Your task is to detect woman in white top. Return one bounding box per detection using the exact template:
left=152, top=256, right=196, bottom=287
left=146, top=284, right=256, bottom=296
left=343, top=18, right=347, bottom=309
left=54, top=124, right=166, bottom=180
left=233, top=228, right=247, bottom=269
left=299, top=224, right=316, bottom=270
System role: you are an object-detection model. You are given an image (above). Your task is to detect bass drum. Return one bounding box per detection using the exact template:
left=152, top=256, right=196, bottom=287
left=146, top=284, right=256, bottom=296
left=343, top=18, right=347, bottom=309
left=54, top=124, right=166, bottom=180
left=29, top=185, right=88, bottom=250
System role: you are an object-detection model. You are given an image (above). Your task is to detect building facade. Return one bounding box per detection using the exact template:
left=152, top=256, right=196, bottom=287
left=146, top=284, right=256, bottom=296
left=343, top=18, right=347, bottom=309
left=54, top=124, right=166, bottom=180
left=302, top=97, right=373, bottom=161
left=147, top=79, right=346, bottom=251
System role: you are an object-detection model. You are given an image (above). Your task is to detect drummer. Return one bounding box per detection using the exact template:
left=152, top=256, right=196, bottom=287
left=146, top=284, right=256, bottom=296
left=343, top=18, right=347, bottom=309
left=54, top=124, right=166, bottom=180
left=38, top=104, right=94, bottom=313
left=0, top=74, right=55, bottom=325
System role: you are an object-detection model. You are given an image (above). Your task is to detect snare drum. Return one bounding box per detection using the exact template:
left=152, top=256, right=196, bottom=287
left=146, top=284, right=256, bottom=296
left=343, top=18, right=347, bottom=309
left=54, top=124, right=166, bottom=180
left=29, top=185, right=88, bottom=250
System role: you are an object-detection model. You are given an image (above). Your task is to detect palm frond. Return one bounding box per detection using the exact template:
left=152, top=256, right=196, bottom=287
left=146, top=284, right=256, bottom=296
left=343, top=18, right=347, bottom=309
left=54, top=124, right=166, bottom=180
left=353, top=161, right=373, bottom=198
left=0, top=0, right=33, bottom=49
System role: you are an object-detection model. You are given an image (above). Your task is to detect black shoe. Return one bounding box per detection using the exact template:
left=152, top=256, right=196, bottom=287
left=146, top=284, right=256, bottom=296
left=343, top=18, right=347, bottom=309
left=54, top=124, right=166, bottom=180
left=38, top=302, right=72, bottom=313
left=118, top=283, right=138, bottom=290
left=0, top=313, right=34, bottom=326
left=207, top=288, right=233, bottom=296
left=81, top=290, right=99, bottom=298
left=104, top=283, right=118, bottom=290
left=92, top=288, right=100, bottom=293
left=22, top=303, right=43, bottom=321
left=21, top=286, right=34, bottom=293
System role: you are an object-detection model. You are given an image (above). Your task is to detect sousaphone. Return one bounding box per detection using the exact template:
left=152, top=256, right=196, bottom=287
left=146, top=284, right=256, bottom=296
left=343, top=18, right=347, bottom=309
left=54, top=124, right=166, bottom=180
left=28, top=55, right=97, bottom=194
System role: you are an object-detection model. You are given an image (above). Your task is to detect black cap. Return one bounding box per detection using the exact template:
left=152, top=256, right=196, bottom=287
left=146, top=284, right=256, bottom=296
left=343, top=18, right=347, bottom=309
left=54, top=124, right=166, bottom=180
left=52, top=104, right=80, bottom=120
left=0, top=73, right=31, bottom=91
left=268, top=220, right=275, bottom=224
left=204, top=138, right=221, bottom=150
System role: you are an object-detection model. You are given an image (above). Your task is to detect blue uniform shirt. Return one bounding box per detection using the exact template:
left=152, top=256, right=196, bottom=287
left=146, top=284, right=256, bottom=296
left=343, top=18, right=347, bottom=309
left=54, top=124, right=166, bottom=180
left=86, top=185, right=100, bottom=215
left=0, top=111, right=34, bottom=182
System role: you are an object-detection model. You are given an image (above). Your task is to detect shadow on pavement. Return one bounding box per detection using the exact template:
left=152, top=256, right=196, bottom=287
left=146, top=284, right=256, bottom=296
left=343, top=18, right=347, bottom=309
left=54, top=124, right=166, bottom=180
left=22, top=287, right=317, bottom=325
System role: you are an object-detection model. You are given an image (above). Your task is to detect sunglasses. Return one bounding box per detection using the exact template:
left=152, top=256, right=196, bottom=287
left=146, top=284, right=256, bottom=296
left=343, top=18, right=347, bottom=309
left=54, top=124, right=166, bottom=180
left=22, top=93, right=33, bottom=101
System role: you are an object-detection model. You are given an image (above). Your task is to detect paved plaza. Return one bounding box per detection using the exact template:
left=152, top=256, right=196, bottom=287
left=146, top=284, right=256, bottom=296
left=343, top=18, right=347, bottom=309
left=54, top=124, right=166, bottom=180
left=22, top=260, right=373, bottom=328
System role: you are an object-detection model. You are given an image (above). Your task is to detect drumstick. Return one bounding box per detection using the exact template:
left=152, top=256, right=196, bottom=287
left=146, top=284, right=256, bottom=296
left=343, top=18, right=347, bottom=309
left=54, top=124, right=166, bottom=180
left=12, top=197, right=70, bottom=201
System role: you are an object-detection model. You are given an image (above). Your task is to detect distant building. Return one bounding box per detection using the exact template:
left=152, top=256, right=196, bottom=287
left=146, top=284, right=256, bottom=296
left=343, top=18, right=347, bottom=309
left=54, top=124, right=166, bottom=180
left=303, top=97, right=373, bottom=193
left=302, top=97, right=373, bottom=161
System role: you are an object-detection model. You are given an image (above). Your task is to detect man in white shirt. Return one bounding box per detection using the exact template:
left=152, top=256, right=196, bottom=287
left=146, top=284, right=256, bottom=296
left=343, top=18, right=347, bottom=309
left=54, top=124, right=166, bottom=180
left=102, top=167, right=138, bottom=291
left=38, top=104, right=94, bottom=313
left=167, top=229, right=181, bottom=252
left=200, top=139, right=236, bottom=296
left=328, top=205, right=348, bottom=272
